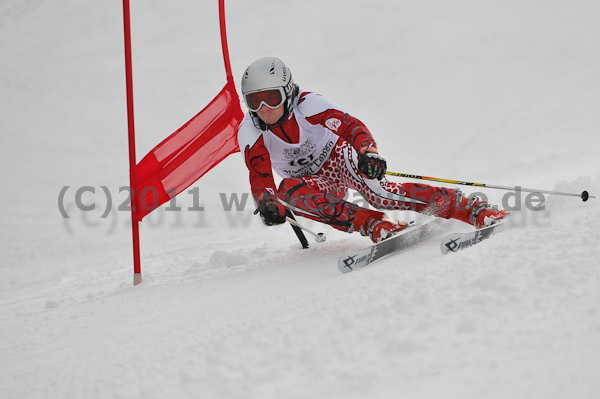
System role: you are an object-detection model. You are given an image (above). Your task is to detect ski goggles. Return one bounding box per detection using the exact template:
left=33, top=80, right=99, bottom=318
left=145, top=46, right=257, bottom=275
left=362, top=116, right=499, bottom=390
left=244, top=88, right=285, bottom=112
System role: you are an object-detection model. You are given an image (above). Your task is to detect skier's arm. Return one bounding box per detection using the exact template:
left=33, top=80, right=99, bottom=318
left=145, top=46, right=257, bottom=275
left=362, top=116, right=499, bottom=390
left=241, top=134, right=278, bottom=200
left=299, top=92, right=377, bottom=153
left=307, top=108, right=377, bottom=152
left=300, top=93, right=386, bottom=179
left=240, top=136, right=286, bottom=225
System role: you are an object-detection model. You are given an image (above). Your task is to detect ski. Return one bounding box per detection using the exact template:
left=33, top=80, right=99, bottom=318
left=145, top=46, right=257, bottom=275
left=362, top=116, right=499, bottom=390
left=440, top=221, right=507, bottom=255
left=338, top=219, right=442, bottom=273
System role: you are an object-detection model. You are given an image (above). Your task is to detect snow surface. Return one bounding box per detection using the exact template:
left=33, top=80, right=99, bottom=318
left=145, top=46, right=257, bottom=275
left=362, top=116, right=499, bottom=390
left=1, top=0, right=600, bottom=398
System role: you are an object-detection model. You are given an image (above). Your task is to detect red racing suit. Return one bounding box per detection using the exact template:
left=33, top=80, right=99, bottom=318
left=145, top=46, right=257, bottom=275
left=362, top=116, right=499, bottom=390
left=237, top=90, right=467, bottom=232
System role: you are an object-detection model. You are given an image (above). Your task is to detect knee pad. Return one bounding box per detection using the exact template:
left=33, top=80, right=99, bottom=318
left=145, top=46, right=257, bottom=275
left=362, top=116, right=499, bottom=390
left=277, top=177, right=306, bottom=201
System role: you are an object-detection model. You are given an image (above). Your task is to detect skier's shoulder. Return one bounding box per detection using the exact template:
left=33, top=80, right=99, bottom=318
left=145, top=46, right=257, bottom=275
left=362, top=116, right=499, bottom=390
left=295, top=90, right=345, bottom=117
left=237, top=113, right=262, bottom=150
left=237, top=113, right=258, bottom=138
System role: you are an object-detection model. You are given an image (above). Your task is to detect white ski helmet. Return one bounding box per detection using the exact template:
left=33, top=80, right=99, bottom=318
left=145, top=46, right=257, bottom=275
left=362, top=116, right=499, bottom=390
left=241, top=57, right=296, bottom=129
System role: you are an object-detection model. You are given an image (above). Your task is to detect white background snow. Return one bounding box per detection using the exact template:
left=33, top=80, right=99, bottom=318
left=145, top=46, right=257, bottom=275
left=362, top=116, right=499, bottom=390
left=1, top=0, right=599, bottom=398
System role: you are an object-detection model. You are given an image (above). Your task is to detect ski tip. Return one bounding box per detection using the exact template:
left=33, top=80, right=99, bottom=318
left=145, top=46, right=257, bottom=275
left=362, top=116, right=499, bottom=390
left=338, top=252, right=360, bottom=273
left=440, top=233, right=463, bottom=255
left=440, top=219, right=507, bottom=255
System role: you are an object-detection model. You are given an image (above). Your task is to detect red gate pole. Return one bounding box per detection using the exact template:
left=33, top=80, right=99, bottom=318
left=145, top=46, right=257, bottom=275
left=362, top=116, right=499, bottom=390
left=122, top=0, right=142, bottom=285
left=219, top=0, right=234, bottom=82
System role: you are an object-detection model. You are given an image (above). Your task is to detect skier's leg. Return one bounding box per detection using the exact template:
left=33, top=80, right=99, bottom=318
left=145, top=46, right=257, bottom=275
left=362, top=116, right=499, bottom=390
left=384, top=182, right=509, bottom=227
left=276, top=141, right=407, bottom=242
left=277, top=176, right=356, bottom=232
left=334, top=142, right=508, bottom=228
left=277, top=176, right=407, bottom=242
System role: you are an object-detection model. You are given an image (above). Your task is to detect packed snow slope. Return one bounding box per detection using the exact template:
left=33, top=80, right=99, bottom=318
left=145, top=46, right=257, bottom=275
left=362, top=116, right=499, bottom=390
left=1, top=1, right=599, bottom=398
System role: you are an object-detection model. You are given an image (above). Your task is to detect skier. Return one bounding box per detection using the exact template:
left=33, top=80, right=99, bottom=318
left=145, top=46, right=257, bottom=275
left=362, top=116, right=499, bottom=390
left=237, top=57, right=508, bottom=243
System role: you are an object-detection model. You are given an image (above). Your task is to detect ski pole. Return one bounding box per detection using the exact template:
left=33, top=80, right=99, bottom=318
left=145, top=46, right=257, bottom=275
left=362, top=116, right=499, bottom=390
left=385, top=171, right=595, bottom=202
left=286, top=216, right=327, bottom=243
left=275, top=198, right=327, bottom=244
left=254, top=202, right=310, bottom=248
left=285, top=210, right=310, bottom=249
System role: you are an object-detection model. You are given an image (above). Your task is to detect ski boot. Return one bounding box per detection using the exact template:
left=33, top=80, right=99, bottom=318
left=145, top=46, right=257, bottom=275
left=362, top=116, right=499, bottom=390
left=452, top=193, right=509, bottom=229
left=471, top=203, right=510, bottom=228
left=353, top=208, right=408, bottom=243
